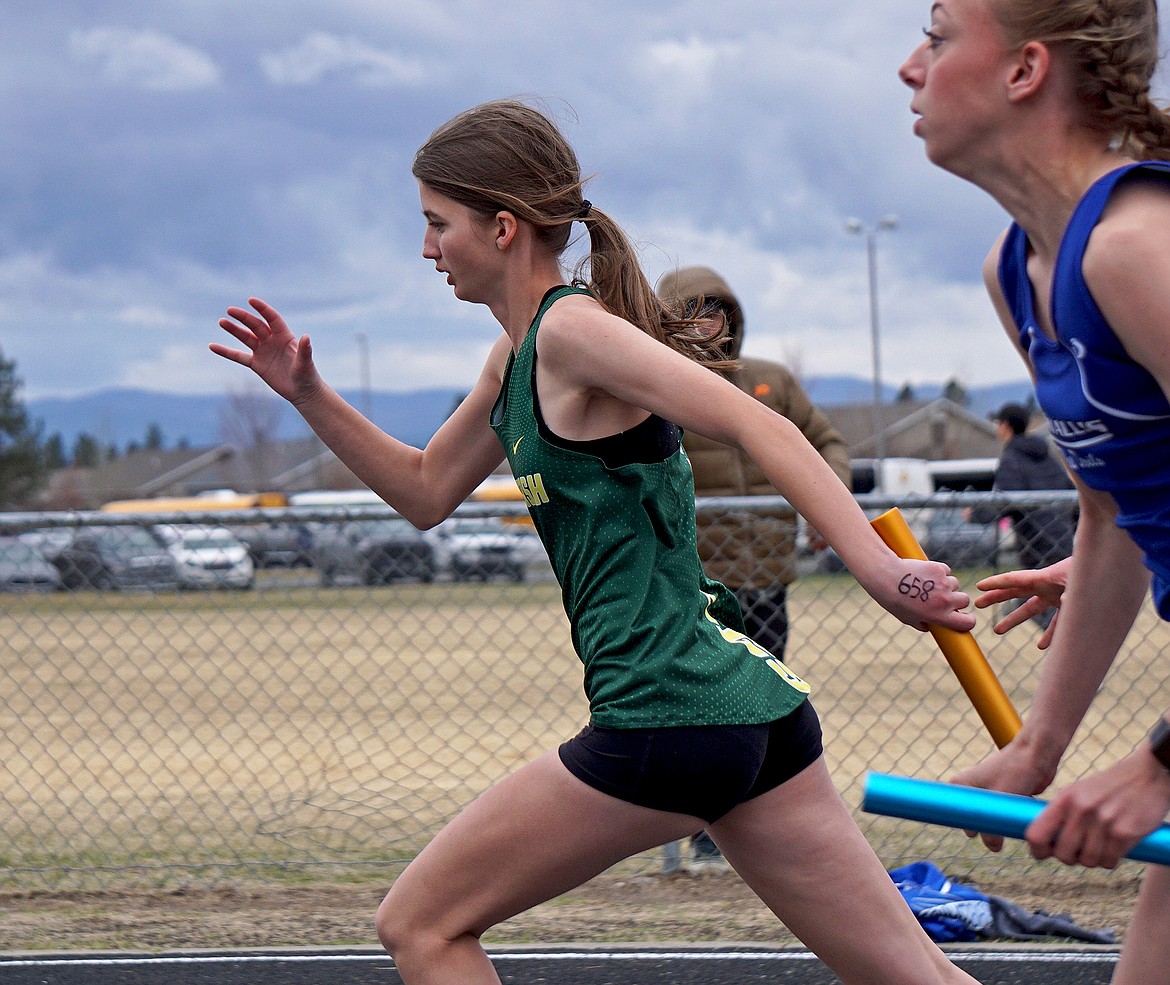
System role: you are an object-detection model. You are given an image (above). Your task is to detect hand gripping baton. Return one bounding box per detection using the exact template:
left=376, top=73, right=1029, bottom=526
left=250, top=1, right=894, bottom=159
left=870, top=507, right=1022, bottom=748
left=863, top=771, right=1170, bottom=867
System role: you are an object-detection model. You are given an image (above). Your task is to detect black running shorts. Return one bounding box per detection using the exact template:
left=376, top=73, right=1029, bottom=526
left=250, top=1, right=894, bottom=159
left=557, top=699, right=822, bottom=824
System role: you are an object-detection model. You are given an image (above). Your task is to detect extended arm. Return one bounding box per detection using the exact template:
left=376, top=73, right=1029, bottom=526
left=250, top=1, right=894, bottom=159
left=773, top=368, right=852, bottom=488
left=1016, top=180, right=1170, bottom=868
left=535, top=298, right=974, bottom=633
left=212, top=298, right=506, bottom=528
left=954, top=220, right=1167, bottom=861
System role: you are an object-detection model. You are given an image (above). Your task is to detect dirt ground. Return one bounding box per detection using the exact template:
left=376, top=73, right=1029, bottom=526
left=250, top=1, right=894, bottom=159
left=1, top=576, right=1160, bottom=956
left=0, top=865, right=1140, bottom=953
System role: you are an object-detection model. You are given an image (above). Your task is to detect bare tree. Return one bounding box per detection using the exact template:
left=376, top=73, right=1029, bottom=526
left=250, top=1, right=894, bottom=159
left=219, top=383, right=284, bottom=491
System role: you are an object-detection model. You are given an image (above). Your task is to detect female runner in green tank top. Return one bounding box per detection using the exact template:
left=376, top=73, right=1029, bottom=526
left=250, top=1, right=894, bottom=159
left=213, top=99, right=981, bottom=985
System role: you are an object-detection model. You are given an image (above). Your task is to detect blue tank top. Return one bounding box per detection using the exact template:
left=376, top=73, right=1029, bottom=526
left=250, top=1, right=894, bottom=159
left=998, top=161, right=1170, bottom=617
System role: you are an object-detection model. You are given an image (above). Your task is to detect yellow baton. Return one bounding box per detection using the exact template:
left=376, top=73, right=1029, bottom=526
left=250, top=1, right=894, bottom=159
left=870, top=507, right=1021, bottom=748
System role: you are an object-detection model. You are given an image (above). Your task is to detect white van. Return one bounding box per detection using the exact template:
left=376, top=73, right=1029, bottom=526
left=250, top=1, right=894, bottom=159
left=813, top=456, right=1003, bottom=573
left=850, top=457, right=998, bottom=496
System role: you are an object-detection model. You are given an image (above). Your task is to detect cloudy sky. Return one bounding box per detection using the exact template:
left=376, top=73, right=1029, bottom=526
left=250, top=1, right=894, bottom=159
left=5, top=1, right=1168, bottom=402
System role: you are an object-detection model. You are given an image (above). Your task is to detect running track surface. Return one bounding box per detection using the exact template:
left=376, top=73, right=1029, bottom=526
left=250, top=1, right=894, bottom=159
left=0, top=945, right=1120, bottom=984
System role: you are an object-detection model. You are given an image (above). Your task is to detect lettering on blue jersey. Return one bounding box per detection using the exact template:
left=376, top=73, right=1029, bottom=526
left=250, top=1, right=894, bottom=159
left=516, top=473, right=549, bottom=507
left=1063, top=449, right=1106, bottom=471
left=1049, top=417, right=1112, bottom=448
left=701, top=591, right=810, bottom=693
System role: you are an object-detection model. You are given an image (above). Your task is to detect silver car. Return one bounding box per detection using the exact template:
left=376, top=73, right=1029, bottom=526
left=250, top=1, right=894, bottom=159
left=431, top=518, right=529, bottom=582
left=0, top=537, right=63, bottom=593
left=154, top=524, right=255, bottom=590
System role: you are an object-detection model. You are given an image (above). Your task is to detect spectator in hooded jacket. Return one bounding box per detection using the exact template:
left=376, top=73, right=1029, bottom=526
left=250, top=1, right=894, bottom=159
left=656, top=265, right=851, bottom=868
left=656, top=266, right=852, bottom=657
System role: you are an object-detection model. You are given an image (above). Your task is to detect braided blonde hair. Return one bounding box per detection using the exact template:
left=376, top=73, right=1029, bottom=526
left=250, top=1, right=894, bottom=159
left=993, top=0, right=1170, bottom=159
left=412, top=99, right=734, bottom=368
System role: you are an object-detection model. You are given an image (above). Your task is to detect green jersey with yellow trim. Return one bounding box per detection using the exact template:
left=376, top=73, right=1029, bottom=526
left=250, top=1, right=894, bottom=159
left=490, top=285, right=809, bottom=728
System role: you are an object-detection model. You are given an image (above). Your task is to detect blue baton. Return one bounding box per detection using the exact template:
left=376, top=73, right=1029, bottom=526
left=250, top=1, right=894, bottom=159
left=863, top=771, right=1170, bottom=867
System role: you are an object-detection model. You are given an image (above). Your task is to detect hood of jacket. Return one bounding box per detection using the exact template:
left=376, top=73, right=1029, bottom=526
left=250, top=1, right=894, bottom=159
left=656, top=265, right=745, bottom=359
left=1010, top=433, right=1055, bottom=463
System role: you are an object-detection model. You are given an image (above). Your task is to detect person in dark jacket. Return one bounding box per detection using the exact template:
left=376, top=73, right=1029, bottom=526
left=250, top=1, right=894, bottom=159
left=991, top=402, right=1076, bottom=563
left=985, top=403, right=1075, bottom=631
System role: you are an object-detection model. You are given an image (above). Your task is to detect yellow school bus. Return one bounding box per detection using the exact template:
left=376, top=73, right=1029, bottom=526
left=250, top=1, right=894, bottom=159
left=100, top=491, right=289, bottom=513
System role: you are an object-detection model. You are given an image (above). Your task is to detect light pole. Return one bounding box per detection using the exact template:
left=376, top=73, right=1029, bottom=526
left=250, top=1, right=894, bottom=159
left=845, top=214, right=898, bottom=492
left=355, top=331, right=372, bottom=421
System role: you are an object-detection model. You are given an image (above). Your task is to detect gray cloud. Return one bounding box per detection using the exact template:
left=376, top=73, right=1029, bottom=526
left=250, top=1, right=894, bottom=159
left=69, top=27, right=222, bottom=91
left=2, top=0, right=1166, bottom=403
left=260, top=34, right=427, bottom=87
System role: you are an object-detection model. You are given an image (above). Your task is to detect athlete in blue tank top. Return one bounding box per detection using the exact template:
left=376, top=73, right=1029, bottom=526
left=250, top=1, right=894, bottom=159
left=998, top=162, right=1170, bottom=616
left=901, top=2, right=1170, bottom=981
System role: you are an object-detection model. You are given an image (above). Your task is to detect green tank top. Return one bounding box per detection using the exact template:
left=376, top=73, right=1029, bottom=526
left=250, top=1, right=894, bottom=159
left=489, top=285, right=810, bottom=728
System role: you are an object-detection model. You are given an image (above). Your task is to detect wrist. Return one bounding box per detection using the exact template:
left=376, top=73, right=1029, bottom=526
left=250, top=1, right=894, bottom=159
left=1148, top=715, right=1170, bottom=774
left=1009, top=722, right=1068, bottom=780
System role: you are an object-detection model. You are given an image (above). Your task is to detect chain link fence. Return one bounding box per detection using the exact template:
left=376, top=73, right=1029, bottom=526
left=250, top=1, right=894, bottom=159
left=0, top=490, right=1159, bottom=892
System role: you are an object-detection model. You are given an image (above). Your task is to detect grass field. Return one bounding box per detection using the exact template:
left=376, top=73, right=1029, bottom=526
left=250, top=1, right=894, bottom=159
left=1, top=569, right=1163, bottom=896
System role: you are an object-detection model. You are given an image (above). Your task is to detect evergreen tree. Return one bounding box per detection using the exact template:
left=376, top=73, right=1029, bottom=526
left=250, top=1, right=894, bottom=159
left=144, top=422, right=165, bottom=451
left=0, top=347, right=46, bottom=508
left=941, top=377, right=970, bottom=407
left=71, top=433, right=101, bottom=468
left=43, top=433, right=67, bottom=470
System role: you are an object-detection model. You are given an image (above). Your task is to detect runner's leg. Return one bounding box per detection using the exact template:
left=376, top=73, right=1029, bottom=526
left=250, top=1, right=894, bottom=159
left=708, top=756, right=981, bottom=985
left=376, top=749, right=704, bottom=985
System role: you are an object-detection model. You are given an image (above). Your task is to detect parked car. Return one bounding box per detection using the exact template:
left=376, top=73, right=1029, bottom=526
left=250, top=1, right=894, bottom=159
left=0, top=536, right=63, bottom=593
left=921, top=508, right=1001, bottom=569
left=154, top=524, right=255, bottom=590
left=16, top=528, right=74, bottom=563
left=311, top=518, right=436, bottom=586
left=234, top=521, right=314, bottom=568
left=52, top=525, right=179, bottom=591
left=431, top=518, right=528, bottom=582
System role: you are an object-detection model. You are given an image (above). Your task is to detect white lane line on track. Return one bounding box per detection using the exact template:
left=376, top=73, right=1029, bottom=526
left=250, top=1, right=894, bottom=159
left=0, top=949, right=1118, bottom=968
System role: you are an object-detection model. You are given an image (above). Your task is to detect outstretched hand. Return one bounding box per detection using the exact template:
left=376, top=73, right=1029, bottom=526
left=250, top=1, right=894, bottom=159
left=974, top=557, right=1071, bottom=649
left=874, top=557, right=974, bottom=633
left=210, top=298, right=323, bottom=405
left=952, top=744, right=1058, bottom=853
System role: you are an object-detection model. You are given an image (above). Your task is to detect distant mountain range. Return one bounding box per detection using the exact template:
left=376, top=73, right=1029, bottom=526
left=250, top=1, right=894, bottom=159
left=27, top=377, right=1036, bottom=452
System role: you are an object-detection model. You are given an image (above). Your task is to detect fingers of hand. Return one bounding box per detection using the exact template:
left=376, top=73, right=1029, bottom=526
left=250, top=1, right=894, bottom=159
left=993, top=606, right=1033, bottom=635
left=974, top=831, right=1004, bottom=852
left=1031, top=798, right=1133, bottom=870
left=248, top=297, right=289, bottom=333
left=207, top=342, right=252, bottom=367
left=221, top=306, right=271, bottom=341
left=217, top=316, right=257, bottom=349
left=1038, top=616, right=1058, bottom=649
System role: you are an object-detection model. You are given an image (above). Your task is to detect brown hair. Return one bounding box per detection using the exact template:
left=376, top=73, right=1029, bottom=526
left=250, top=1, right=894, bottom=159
left=992, top=0, right=1170, bottom=159
left=411, top=99, right=734, bottom=368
